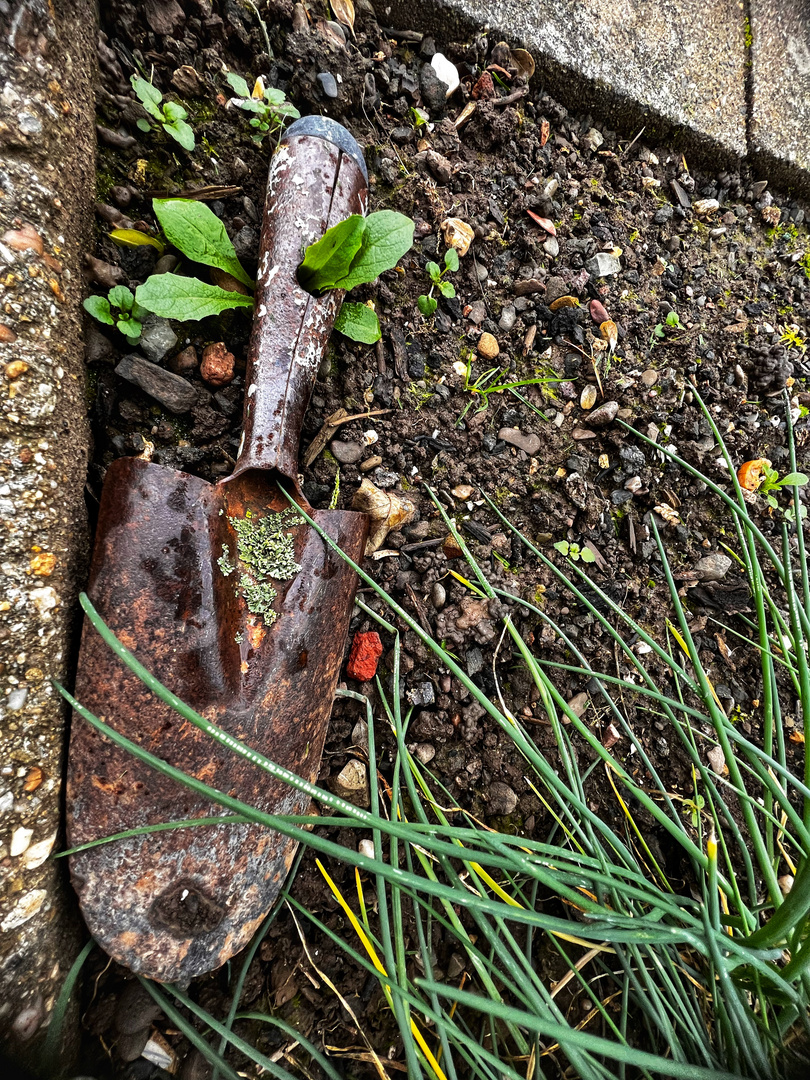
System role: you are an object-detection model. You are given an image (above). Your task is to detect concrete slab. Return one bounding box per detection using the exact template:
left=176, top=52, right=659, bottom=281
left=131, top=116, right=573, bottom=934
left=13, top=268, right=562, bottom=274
left=383, top=0, right=748, bottom=165
left=749, top=0, right=810, bottom=194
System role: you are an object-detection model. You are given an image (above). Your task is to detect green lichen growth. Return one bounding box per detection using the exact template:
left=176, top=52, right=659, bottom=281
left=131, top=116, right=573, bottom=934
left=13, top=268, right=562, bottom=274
left=219, top=507, right=303, bottom=624
left=217, top=543, right=235, bottom=576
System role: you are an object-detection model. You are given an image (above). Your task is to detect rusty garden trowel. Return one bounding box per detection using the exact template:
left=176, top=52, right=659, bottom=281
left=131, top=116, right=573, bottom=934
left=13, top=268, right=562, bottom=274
left=67, top=117, right=370, bottom=983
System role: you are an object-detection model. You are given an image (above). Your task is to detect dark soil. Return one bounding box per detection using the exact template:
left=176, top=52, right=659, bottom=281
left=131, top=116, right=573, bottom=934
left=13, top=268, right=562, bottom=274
left=74, top=1, right=810, bottom=1077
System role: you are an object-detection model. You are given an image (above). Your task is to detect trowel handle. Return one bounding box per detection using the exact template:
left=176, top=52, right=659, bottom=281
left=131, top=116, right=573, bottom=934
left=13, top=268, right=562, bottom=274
left=229, top=117, right=368, bottom=489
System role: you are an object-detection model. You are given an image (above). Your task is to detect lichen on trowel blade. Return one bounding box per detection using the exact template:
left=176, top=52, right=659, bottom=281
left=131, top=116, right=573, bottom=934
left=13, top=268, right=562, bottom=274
left=218, top=507, right=302, bottom=623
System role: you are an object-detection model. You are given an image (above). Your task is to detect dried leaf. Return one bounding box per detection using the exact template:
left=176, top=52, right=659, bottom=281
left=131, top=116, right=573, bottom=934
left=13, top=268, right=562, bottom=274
left=352, top=479, right=416, bottom=555
left=540, top=119, right=550, bottom=147
left=454, top=101, right=476, bottom=128
left=600, top=319, right=618, bottom=352
left=109, top=228, right=164, bottom=253
left=737, top=458, right=771, bottom=492
left=441, top=217, right=474, bottom=256
left=549, top=295, right=578, bottom=310
left=510, top=48, right=535, bottom=79
left=526, top=209, right=556, bottom=236
left=331, top=0, right=355, bottom=37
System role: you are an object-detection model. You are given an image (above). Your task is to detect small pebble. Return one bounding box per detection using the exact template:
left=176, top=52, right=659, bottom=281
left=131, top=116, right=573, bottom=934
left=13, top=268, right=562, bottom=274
left=477, top=332, right=499, bottom=360
left=585, top=400, right=619, bottom=427
left=430, top=53, right=460, bottom=95
left=330, top=440, right=364, bottom=464
left=498, top=305, right=516, bottom=332
left=115, top=354, right=196, bottom=414
left=200, top=342, right=235, bottom=387
left=488, top=782, right=518, bottom=816
left=695, top=553, right=732, bottom=582
left=543, top=236, right=559, bottom=258
left=431, top=582, right=446, bottom=609
left=414, top=743, right=436, bottom=764
left=641, top=369, right=658, bottom=387
left=567, top=692, right=589, bottom=717
left=138, top=314, right=178, bottom=364
left=360, top=455, right=382, bottom=472
left=452, top=484, right=473, bottom=499
left=316, top=72, right=338, bottom=99
left=589, top=299, right=609, bottom=324
left=498, top=427, right=541, bottom=455
left=168, top=345, right=198, bottom=374
left=580, top=385, right=597, bottom=410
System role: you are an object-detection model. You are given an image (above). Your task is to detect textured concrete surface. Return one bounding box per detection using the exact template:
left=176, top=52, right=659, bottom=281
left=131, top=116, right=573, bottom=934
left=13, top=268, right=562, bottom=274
left=384, top=0, right=748, bottom=164
left=384, top=0, right=810, bottom=192
left=0, top=0, right=95, bottom=1067
left=749, top=0, right=810, bottom=191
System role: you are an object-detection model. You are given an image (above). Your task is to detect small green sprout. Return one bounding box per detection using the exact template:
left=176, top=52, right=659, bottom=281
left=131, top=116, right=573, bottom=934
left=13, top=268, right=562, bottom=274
left=650, top=309, right=686, bottom=345
left=779, top=324, right=807, bottom=354
left=83, top=286, right=147, bottom=344
left=758, top=465, right=808, bottom=514
left=418, top=248, right=459, bottom=318
left=225, top=72, right=300, bottom=145
left=131, top=75, right=195, bottom=151
left=553, top=540, right=596, bottom=563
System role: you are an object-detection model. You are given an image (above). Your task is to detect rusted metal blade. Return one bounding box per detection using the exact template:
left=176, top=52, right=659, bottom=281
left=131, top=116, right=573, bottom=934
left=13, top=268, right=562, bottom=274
left=67, top=119, right=370, bottom=983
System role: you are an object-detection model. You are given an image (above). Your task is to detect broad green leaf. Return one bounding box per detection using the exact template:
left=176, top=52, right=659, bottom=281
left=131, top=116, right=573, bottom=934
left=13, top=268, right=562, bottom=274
left=553, top=541, right=569, bottom=556
left=152, top=199, right=252, bottom=287
left=136, top=274, right=254, bottom=321
left=164, top=119, right=196, bottom=152
left=237, top=98, right=265, bottom=115
left=438, top=280, right=456, bottom=298
left=131, top=76, right=163, bottom=119
left=417, top=295, right=437, bottom=317
left=136, top=118, right=151, bottom=133
left=83, top=295, right=114, bottom=326
left=108, top=285, right=135, bottom=312
left=162, top=101, right=188, bottom=123
left=444, top=247, right=459, bottom=272
left=336, top=210, right=414, bottom=291
left=226, top=72, right=251, bottom=99
left=580, top=547, right=596, bottom=564
left=298, top=215, right=366, bottom=294
left=334, top=302, right=381, bottom=344
left=116, top=316, right=142, bottom=342
left=264, top=88, right=286, bottom=106
left=779, top=472, right=808, bottom=487
left=275, top=102, right=301, bottom=120
left=110, top=228, right=165, bottom=253
left=426, top=261, right=441, bottom=282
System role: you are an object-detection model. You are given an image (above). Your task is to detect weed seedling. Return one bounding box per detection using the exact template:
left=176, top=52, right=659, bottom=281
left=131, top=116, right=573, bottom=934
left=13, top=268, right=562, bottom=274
left=780, top=323, right=807, bottom=354
left=758, top=463, right=808, bottom=517
left=298, top=210, right=414, bottom=343
left=83, top=286, right=147, bottom=344
left=418, top=248, right=458, bottom=317
left=134, top=198, right=255, bottom=322
left=131, top=75, right=195, bottom=151
left=225, top=72, right=299, bottom=144
left=456, top=354, right=558, bottom=425
left=650, top=309, right=686, bottom=346
left=553, top=539, right=596, bottom=563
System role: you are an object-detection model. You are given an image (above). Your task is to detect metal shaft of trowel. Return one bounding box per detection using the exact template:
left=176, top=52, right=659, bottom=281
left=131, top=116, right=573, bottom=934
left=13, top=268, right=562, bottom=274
left=229, top=116, right=368, bottom=488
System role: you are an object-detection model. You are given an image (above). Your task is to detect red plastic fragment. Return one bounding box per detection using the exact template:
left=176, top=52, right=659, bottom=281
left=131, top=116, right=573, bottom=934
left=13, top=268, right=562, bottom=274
left=347, top=631, right=383, bottom=681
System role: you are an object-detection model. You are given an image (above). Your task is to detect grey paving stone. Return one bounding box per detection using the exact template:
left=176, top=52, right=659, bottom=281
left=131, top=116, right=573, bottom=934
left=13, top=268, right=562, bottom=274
left=384, top=0, right=747, bottom=163
left=749, top=0, right=810, bottom=194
